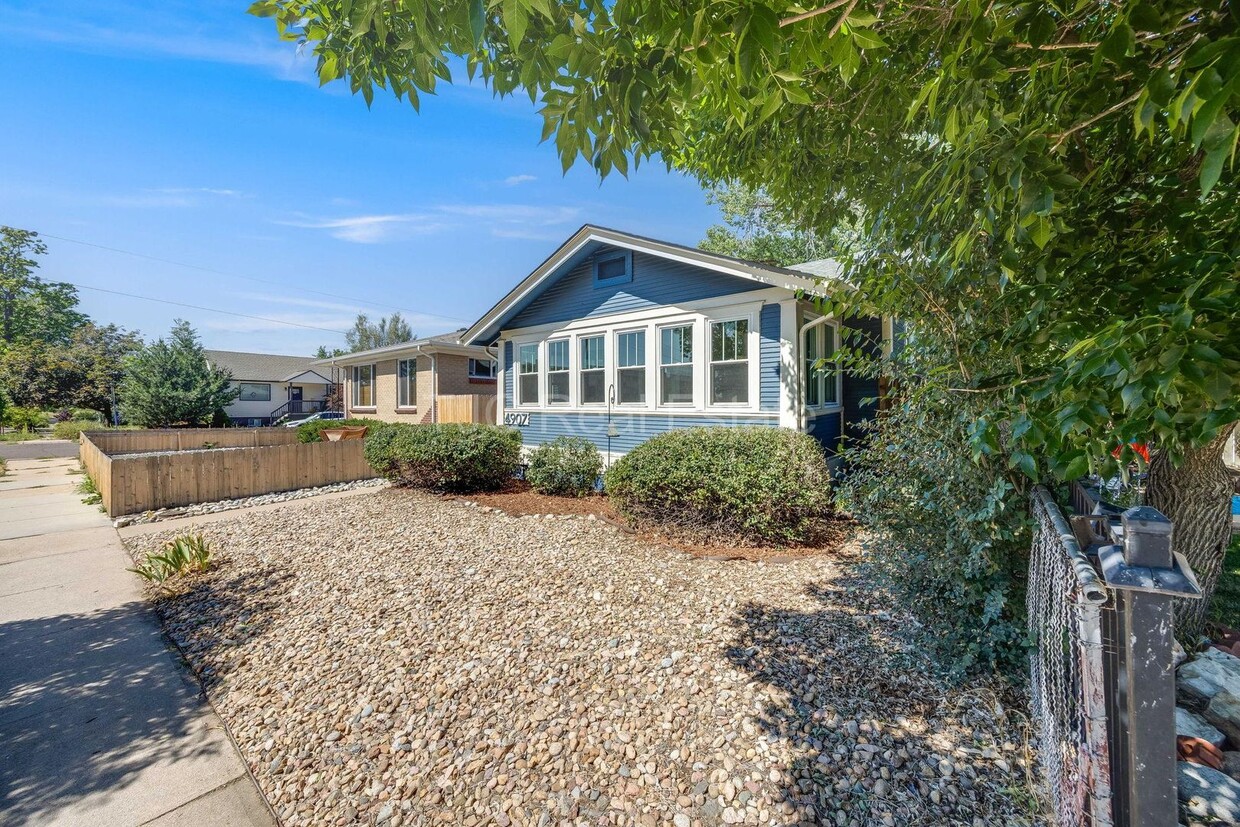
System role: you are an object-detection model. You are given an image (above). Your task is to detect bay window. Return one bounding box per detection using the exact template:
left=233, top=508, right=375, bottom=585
left=709, top=319, right=749, bottom=405
left=518, top=344, right=539, bottom=405
left=617, top=330, right=646, bottom=405
left=579, top=335, right=605, bottom=405
left=546, top=339, right=570, bottom=404
left=659, top=324, right=694, bottom=405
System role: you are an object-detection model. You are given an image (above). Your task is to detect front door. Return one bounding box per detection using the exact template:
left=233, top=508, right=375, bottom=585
left=290, top=386, right=303, bottom=412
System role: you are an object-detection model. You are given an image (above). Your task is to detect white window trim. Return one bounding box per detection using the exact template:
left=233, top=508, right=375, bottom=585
left=545, top=338, right=571, bottom=406
left=351, top=364, right=377, bottom=410
left=802, top=314, right=842, bottom=413
left=578, top=333, right=606, bottom=406
left=614, top=326, right=648, bottom=408
left=516, top=342, right=540, bottom=407
left=705, top=314, right=758, bottom=410
left=656, top=321, right=696, bottom=409
left=396, top=357, right=417, bottom=410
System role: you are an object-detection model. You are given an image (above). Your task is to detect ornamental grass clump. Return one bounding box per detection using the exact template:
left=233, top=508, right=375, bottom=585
left=129, top=532, right=213, bottom=593
left=363, top=423, right=522, bottom=493
left=526, top=436, right=603, bottom=497
left=604, top=426, right=833, bottom=545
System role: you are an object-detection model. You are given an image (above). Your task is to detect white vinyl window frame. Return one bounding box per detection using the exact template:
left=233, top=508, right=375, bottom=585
left=578, top=333, right=606, bottom=406
left=517, top=343, right=539, bottom=407
left=707, top=317, right=752, bottom=407
left=397, top=358, right=417, bottom=409
left=657, top=322, right=695, bottom=408
left=614, top=327, right=648, bottom=407
left=545, top=338, right=571, bottom=406
left=351, top=364, right=376, bottom=409
left=802, top=317, right=842, bottom=410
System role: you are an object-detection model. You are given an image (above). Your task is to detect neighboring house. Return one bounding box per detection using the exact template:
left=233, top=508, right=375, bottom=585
left=318, top=331, right=498, bottom=424
left=461, top=225, right=891, bottom=461
left=204, top=350, right=336, bottom=427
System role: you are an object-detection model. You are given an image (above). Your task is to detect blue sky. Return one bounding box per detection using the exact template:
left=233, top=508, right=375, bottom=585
left=0, top=1, right=720, bottom=354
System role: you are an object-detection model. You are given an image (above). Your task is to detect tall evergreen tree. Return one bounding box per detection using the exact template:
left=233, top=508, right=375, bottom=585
left=118, top=321, right=238, bottom=427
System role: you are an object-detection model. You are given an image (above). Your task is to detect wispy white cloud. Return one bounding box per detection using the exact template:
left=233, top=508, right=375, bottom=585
left=503, top=174, right=537, bottom=186
left=151, top=187, right=252, bottom=198
left=273, top=213, right=450, bottom=244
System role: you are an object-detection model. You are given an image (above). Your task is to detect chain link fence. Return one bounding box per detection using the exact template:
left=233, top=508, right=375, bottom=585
left=1028, top=486, right=1113, bottom=826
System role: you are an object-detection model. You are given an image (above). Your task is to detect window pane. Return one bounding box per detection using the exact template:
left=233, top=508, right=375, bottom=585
left=238, top=383, right=271, bottom=402
left=398, top=359, right=416, bottom=407
left=547, top=372, right=570, bottom=404
left=618, top=331, right=644, bottom=367
left=581, top=370, right=605, bottom=404
left=580, top=335, right=604, bottom=370
left=711, top=363, right=748, bottom=404
left=660, top=365, right=693, bottom=404
left=519, top=374, right=538, bottom=405
left=519, top=344, right=539, bottom=373
left=618, top=368, right=645, bottom=404
left=711, top=320, right=748, bottom=362
left=734, top=319, right=749, bottom=358
left=547, top=340, right=569, bottom=372
left=661, top=325, right=692, bottom=365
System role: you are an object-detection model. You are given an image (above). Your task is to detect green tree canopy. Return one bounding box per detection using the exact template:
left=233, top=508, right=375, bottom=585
left=698, top=184, right=842, bottom=267
left=118, top=321, right=239, bottom=427
left=345, top=312, right=414, bottom=352
left=253, top=0, right=1240, bottom=638
left=0, top=227, right=87, bottom=346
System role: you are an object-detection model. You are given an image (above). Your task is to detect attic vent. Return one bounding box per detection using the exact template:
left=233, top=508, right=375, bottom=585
left=593, top=249, right=632, bottom=287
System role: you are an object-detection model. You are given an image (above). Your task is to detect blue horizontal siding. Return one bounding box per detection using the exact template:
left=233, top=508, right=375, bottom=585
left=841, top=316, right=883, bottom=444
left=507, top=248, right=769, bottom=330
left=513, top=411, right=780, bottom=455
left=759, top=303, right=780, bottom=412
left=503, top=341, right=514, bottom=408
left=806, top=411, right=842, bottom=454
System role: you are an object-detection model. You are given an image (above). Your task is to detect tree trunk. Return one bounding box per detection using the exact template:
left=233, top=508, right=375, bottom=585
left=1146, top=422, right=1237, bottom=643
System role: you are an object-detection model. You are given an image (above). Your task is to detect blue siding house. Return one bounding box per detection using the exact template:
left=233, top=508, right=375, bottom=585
left=462, top=226, right=889, bottom=461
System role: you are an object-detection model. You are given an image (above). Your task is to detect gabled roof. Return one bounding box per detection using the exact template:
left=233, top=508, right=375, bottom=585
left=204, top=350, right=324, bottom=382
left=314, top=330, right=492, bottom=367
left=461, top=225, right=844, bottom=345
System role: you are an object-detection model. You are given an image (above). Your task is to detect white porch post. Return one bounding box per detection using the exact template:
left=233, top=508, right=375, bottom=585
left=778, top=300, right=799, bottom=429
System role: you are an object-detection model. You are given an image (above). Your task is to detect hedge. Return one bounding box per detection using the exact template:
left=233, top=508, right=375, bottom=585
left=363, top=423, right=522, bottom=493
left=526, top=436, right=603, bottom=496
left=604, top=426, right=833, bottom=544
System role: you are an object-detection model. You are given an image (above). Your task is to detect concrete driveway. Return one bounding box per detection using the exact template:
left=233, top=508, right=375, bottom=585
left=0, top=456, right=274, bottom=827
left=0, top=439, right=80, bottom=461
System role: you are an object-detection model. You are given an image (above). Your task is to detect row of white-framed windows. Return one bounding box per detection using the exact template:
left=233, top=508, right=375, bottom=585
left=397, top=358, right=416, bottom=408
left=804, top=323, right=840, bottom=407
left=351, top=364, right=375, bottom=407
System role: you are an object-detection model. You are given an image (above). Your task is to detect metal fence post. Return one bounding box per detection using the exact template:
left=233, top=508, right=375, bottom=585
left=1096, top=506, right=1202, bottom=827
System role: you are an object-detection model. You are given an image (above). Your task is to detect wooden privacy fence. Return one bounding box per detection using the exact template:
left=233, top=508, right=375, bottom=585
left=80, top=430, right=377, bottom=517
left=86, top=427, right=299, bottom=455
left=436, top=394, right=497, bottom=424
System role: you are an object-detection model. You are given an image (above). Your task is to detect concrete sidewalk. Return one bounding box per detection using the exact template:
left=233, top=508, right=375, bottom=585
left=0, top=457, right=275, bottom=827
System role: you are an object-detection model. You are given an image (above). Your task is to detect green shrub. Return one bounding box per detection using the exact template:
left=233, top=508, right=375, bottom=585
left=3, top=407, right=47, bottom=432
left=364, top=423, right=522, bottom=493
left=837, top=398, right=1031, bottom=677
left=72, top=408, right=104, bottom=422
left=52, top=420, right=94, bottom=441
left=296, top=418, right=381, bottom=443
left=129, top=532, right=213, bottom=593
left=527, top=436, right=603, bottom=496
left=604, top=426, right=833, bottom=544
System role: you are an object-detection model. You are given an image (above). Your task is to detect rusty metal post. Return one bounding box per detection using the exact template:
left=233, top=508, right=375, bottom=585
left=1097, top=506, right=1202, bottom=827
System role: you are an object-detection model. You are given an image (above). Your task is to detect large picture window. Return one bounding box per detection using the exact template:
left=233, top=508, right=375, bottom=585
left=546, top=339, right=570, bottom=404
left=617, top=330, right=645, bottom=405
left=237, top=382, right=271, bottom=402
left=579, top=335, right=605, bottom=405
left=804, top=323, right=839, bottom=407
left=397, top=358, right=417, bottom=408
left=518, top=344, right=539, bottom=406
left=710, top=319, right=749, bottom=405
left=351, top=365, right=375, bottom=407
left=659, top=324, right=694, bottom=405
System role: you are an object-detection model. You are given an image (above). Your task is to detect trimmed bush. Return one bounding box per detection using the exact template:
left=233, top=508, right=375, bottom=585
left=296, top=418, right=381, bottom=443
left=527, top=436, right=603, bottom=496
left=364, top=423, right=522, bottom=493
left=604, top=426, right=833, bottom=544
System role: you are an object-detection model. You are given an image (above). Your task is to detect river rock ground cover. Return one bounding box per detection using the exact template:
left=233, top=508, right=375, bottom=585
left=127, top=488, right=1039, bottom=827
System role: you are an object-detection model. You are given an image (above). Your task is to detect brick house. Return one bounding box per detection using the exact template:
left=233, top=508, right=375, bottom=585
left=317, top=331, right=498, bottom=424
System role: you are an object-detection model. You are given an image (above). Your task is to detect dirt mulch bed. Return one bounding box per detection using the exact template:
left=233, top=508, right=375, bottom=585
left=450, top=480, right=854, bottom=562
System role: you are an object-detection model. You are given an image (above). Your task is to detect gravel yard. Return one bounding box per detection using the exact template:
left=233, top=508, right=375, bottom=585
left=129, top=488, right=1039, bottom=827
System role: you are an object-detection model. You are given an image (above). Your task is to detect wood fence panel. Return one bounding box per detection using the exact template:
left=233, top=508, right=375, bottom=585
left=436, top=394, right=497, bottom=424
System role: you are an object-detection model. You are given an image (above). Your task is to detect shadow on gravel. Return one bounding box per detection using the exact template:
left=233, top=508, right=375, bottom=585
left=726, top=581, right=1028, bottom=826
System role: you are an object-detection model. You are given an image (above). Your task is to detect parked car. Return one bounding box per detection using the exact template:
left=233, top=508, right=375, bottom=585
left=284, top=411, right=345, bottom=427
